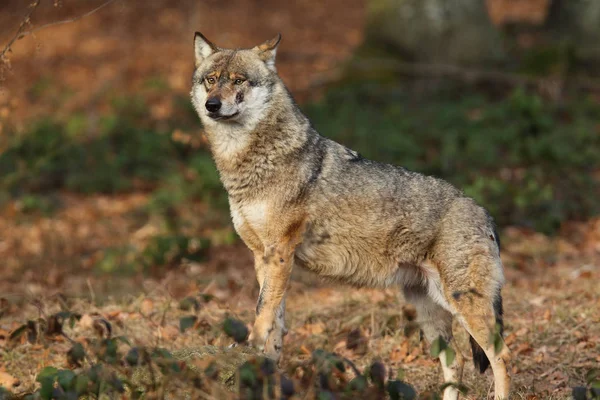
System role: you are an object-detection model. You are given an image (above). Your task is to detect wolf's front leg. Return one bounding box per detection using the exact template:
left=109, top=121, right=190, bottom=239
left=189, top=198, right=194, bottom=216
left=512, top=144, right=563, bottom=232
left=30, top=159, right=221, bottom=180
left=262, top=298, right=287, bottom=360
left=249, top=242, right=295, bottom=360
left=250, top=253, right=289, bottom=360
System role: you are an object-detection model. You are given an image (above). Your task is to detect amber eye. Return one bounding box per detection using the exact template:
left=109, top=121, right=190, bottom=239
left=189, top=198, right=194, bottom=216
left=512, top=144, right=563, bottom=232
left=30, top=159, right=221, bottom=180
left=234, top=79, right=245, bottom=85
left=206, top=77, right=216, bottom=84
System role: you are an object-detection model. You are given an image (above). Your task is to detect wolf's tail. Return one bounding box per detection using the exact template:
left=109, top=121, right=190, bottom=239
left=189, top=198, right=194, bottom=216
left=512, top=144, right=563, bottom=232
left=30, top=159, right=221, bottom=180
left=469, top=293, right=503, bottom=373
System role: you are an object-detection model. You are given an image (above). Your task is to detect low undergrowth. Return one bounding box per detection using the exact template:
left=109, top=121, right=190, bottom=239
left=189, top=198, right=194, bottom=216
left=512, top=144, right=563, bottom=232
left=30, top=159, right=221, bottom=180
left=1, top=292, right=597, bottom=399
left=0, top=297, right=428, bottom=400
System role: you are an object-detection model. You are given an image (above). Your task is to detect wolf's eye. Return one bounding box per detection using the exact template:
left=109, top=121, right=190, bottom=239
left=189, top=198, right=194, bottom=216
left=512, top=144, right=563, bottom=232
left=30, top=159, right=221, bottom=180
left=206, top=77, right=216, bottom=84
left=234, top=79, right=245, bottom=85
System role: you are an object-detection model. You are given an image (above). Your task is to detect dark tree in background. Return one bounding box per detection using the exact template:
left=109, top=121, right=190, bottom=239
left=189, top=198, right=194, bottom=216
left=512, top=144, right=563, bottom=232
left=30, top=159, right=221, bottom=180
left=365, top=0, right=600, bottom=74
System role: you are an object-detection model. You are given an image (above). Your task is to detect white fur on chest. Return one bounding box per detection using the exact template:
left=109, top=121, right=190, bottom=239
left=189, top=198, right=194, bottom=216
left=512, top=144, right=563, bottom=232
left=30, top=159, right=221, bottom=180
left=208, top=127, right=251, bottom=160
left=231, top=201, right=269, bottom=235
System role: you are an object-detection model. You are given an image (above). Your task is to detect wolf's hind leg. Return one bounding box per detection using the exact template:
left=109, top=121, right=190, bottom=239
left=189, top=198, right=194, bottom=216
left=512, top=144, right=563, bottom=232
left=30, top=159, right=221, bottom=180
left=434, top=197, right=510, bottom=399
left=403, top=286, right=464, bottom=400
left=439, top=251, right=510, bottom=400
left=452, top=285, right=510, bottom=400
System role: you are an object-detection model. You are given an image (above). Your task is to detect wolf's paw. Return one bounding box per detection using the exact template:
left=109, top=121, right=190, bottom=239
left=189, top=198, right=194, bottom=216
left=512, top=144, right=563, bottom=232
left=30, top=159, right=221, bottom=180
left=249, top=319, right=272, bottom=347
left=247, top=334, right=267, bottom=356
left=263, top=335, right=282, bottom=361
left=248, top=329, right=283, bottom=362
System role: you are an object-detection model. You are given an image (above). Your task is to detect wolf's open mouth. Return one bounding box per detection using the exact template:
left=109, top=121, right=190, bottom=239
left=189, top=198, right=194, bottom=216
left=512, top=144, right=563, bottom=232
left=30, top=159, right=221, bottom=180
left=209, top=112, right=239, bottom=121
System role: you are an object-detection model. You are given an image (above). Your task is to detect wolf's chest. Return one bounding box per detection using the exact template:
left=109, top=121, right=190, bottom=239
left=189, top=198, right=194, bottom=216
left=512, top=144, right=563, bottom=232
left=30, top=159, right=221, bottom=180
left=231, top=201, right=269, bottom=240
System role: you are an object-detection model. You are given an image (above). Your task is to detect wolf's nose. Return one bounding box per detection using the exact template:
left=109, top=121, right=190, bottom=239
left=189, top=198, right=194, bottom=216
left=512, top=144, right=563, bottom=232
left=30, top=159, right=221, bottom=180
left=205, top=98, right=222, bottom=113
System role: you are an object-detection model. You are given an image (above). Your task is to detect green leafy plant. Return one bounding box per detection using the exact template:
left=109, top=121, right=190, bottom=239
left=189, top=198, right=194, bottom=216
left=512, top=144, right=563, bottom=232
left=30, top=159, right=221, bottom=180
left=573, top=369, right=600, bottom=400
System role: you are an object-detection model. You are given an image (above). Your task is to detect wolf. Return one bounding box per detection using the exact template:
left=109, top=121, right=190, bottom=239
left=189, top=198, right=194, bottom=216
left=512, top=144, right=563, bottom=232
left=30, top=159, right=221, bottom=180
left=190, top=32, right=511, bottom=400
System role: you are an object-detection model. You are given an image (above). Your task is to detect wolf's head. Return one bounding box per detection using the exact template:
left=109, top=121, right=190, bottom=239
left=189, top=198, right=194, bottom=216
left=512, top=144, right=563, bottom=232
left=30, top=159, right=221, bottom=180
left=191, top=32, right=281, bottom=128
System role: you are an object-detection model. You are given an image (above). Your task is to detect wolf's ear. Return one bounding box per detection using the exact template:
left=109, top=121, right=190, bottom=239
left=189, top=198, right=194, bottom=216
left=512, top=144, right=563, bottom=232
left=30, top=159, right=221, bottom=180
left=194, top=32, right=218, bottom=67
left=253, top=34, right=281, bottom=71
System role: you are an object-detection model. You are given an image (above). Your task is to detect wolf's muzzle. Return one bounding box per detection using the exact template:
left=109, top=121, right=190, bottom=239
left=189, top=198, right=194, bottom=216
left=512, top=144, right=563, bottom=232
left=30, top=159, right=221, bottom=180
left=205, top=97, right=222, bottom=113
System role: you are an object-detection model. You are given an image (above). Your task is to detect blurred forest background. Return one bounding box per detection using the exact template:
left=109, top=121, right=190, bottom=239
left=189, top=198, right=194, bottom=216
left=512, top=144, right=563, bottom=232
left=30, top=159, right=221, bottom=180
left=0, top=1, right=599, bottom=399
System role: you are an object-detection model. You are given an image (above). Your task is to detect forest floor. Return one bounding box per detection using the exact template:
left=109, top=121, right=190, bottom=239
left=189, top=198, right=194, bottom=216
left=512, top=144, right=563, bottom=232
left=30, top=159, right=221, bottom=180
left=1, top=194, right=599, bottom=399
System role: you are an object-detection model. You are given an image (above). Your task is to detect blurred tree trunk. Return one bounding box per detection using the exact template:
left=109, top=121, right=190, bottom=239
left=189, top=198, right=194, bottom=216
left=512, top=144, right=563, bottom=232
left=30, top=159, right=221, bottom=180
left=545, top=0, right=600, bottom=67
left=364, top=0, right=600, bottom=72
left=365, top=0, right=506, bottom=66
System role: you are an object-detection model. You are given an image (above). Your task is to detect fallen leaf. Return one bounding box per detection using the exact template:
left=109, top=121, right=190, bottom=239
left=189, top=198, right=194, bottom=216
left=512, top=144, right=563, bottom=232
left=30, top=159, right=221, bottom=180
left=504, top=332, right=517, bottom=346
left=300, top=345, right=311, bottom=355
left=514, top=343, right=533, bottom=355
left=515, top=327, right=529, bottom=336
left=0, top=371, right=20, bottom=388
left=140, top=298, right=154, bottom=315
left=106, top=310, right=121, bottom=319
left=404, top=346, right=421, bottom=363
left=535, top=352, right=544, bottom=363
left=155, top=325, right=179, bottom=341
left=334, top=340, right=347, bottom=352
left=79, top=314, right=94, bottom=329
left=573, top=330, right=586, bottom=339
left=390, top=341, right=409, bottom=363
left=529, top=296, right=546, bottom=307
left=304, top=322, right=325, bottom=335
left=576, top=341, right=591, bottom=350
left=570, top=265, right=595, bottom=279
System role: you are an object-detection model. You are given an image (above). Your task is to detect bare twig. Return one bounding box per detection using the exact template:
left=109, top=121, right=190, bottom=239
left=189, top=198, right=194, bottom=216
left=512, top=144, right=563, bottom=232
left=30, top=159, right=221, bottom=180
left=0, top=0, right=119, bottom=62
left=23, top=0, right=120, bottom=38
left=0, top=0, right=41, bottom=61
